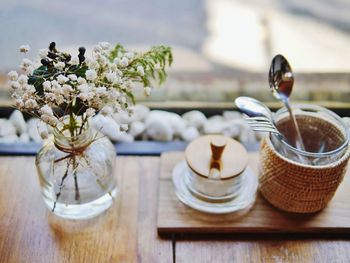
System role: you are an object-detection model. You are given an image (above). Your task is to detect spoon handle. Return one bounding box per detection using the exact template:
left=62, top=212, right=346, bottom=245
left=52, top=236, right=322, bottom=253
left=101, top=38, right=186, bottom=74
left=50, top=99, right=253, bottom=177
left=284, top=98, right=306, bottom=151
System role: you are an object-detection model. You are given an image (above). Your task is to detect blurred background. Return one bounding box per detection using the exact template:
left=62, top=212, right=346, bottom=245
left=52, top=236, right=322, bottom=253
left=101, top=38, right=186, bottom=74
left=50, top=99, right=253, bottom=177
left=1, top=0, right=350, bottom=110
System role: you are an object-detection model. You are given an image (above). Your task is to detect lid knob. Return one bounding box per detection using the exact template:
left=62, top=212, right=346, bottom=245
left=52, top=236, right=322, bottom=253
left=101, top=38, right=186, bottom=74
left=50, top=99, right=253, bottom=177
left=209, top=138, right=227, bottom=179
left=210, top=137, right=227, bottom=161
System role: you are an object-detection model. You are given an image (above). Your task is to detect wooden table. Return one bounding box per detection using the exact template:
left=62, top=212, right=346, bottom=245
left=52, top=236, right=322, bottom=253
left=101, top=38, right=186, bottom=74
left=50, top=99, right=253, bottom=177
left=0, top=156, right=350, bottom=263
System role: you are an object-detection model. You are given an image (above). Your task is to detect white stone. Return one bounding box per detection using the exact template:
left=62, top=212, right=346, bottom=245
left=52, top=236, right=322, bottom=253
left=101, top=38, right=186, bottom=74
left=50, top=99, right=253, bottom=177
left=180, top=127, right=200, bottom=141
left=203, top=122, right=224, bottom=134
left=223, top=111, right=242, bottom=121
left=202, top=116, right=226, bottom=134
left=113, top=104, right=150, bottom=124
left=182, top=110, right=207, bottom=130
left=239, top=127, right=258, bottom=144
left=0, top=119, right=17, bottom=137
left=221, top=120, right=241, bottom=138
left=112, top=111, right=132, bottom=125
left=132, top=104, right=150, bottom=122
left=232, top=118, right=258, bottom=144
left=208, top=115, right=224, bottom=122
left=145, top=115, right=174, bottom=141
left=0, top=109, right=265, bottom=145
left=0, top=119, right=7, bottom=133
left=27, top=118, right=42, bottom=143
left=114, top=132, right=135, bottom=142
left=92, top=114, right=135, bottom=142
left=0, top=134, right=19, bottom=143
left=19, top=133, right=30, bottom=143
left=91, top=115, right=120, bottom=141
left=128, top=121, right=145, bottom=138
left=9, top=110, right=27, bottom=134
left=146, top=110, right=186, bottom=137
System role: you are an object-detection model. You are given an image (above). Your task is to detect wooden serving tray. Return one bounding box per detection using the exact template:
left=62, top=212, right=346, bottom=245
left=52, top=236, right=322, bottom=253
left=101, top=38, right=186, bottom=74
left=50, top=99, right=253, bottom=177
left=157, top=152, right=350, bottom=235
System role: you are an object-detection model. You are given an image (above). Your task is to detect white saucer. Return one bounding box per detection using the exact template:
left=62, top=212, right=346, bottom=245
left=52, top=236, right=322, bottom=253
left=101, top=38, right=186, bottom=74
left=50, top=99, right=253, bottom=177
left=172, top=161, right=258, bottom=214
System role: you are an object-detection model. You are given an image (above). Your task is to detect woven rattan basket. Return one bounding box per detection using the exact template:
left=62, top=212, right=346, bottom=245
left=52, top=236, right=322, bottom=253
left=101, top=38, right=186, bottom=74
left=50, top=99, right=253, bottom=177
left=259, top=137, right=350, bottom=213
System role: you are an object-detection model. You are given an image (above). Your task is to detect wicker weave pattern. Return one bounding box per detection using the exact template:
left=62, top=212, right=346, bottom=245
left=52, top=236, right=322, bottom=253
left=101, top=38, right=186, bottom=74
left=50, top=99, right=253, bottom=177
left=259, top=137, right=350, bottom=213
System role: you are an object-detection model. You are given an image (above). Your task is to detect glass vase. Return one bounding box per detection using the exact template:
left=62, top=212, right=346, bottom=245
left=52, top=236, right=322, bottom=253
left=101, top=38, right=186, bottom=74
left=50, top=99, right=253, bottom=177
left=36, top=123, right=117, bottom=219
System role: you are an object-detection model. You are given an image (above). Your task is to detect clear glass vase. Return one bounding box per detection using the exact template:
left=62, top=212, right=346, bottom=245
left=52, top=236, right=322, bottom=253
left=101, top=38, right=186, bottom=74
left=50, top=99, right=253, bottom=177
left=36, top=123, right=117, bottom=219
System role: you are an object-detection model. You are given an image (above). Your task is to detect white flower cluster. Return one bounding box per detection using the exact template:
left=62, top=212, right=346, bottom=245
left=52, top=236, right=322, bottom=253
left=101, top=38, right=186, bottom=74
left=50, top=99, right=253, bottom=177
left=20, top=58, right=34, bottom=75
left=9, top=42, right=171, bottom=131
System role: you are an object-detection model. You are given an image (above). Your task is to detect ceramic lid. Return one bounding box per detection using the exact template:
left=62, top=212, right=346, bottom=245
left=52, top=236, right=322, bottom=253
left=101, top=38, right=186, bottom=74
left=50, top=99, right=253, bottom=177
left=185, top=135, right=248, bottom=180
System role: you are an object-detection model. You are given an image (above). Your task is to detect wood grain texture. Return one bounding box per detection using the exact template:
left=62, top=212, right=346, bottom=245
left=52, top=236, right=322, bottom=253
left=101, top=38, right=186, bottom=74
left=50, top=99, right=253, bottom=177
left=136, top=158, right=173, bottom=263
left=175, top=240, right=350, bottom=263
left=157, top=152, right=350, bottom=234
left=0, top=156, right=172, bottom=263
left=2, top=155, right=350, bottom=263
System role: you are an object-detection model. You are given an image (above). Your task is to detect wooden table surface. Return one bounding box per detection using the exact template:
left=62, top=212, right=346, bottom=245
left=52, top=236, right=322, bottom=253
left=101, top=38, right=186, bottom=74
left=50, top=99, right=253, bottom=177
left=0, top=156, right=350, bottom=263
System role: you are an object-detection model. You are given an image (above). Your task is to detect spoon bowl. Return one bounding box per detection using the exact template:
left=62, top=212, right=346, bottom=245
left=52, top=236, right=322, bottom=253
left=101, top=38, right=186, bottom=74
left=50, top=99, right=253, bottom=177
left=235, top=96, right=285, bottom=140
left=269, top=55, right=294, bottom=100
left=268, top=54, right=305, bottom=151
left=234, top=96, right=274, bottom=121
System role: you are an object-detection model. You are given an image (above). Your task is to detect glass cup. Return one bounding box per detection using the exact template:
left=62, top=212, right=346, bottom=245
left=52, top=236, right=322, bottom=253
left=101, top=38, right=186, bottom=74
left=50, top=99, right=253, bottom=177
left=185, top=166, right=243, bottom=201
left=270, top=104, right=349, bottom=166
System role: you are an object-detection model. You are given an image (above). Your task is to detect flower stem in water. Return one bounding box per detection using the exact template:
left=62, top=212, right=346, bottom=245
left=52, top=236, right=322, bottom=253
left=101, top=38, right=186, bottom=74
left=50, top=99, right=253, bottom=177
left=52, top=162, right=70, bottom=212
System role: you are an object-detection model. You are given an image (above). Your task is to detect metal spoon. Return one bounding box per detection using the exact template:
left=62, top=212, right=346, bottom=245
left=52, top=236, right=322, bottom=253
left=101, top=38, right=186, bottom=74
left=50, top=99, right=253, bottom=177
left=235, top=96, right=274, bottom=121
left=268, top=54, right=306, bottom=151
left=234, top=96, right=285, bottom=140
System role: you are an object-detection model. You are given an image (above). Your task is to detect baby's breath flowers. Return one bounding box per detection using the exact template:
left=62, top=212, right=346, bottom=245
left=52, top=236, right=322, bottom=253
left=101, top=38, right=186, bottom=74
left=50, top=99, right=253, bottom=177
left=19, top=45, right=31, bottom=53
left=10, top=42, right=172, bottom=213
left=9, top=41, right=172, bottom=138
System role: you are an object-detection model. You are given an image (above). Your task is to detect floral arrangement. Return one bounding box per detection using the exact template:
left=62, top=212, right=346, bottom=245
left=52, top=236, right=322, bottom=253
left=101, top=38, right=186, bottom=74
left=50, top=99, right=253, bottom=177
left=8, top=42, right=172, bottom=213
left=8, top=42, right=172, bottom=137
